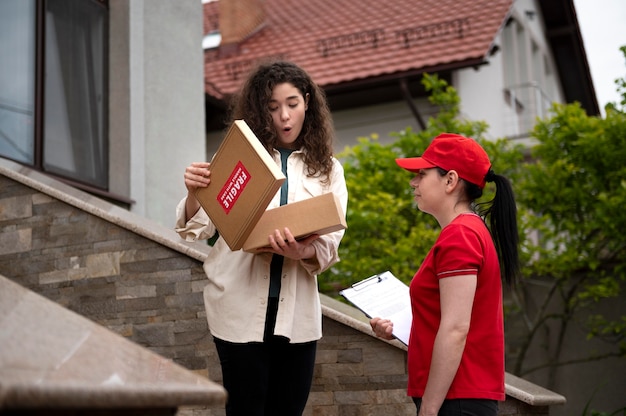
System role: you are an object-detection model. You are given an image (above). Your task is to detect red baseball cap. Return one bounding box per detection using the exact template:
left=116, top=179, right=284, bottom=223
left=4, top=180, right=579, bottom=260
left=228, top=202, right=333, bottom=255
left=395, top=133, right=491, bottom=188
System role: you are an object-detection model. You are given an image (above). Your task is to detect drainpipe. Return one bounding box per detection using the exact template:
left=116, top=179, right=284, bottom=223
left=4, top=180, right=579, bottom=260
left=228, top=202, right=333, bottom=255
left=399, top=78, right=426, bottom=130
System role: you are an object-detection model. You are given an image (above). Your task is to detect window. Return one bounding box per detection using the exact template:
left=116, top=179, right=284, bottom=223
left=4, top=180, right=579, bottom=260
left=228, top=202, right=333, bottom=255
left=0, top=0, right=108, bottom=189
left=501, top=15, right=552, bottom=138
left=0, top=0, right=36, bottom=164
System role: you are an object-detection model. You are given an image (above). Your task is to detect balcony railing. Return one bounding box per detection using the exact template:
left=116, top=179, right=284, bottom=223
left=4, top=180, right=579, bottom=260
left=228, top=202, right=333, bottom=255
left=503, top=82, right=553, bottom=140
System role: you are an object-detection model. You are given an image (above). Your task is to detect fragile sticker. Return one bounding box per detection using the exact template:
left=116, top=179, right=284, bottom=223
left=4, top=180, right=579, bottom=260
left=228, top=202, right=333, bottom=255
left=217, top=161, right=250, bottom=214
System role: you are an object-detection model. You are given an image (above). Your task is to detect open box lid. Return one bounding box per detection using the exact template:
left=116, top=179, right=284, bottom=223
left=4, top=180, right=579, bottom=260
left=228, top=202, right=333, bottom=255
left=194, top=120, right=285, bottom=250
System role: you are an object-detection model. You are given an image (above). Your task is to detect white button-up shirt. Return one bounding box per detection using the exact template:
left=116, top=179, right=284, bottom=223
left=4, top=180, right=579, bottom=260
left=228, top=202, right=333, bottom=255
left=175, top=149, right=348, bottom=343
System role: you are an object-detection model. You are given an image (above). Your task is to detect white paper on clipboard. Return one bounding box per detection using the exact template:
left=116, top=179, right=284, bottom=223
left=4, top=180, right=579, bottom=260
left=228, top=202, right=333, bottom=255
left=339, top=271, right=412, bottom=346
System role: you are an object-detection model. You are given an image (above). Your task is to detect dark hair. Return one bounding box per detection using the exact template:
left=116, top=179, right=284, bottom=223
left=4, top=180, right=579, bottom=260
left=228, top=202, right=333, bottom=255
left=436, top=167, right=520, bottom=286
left=229, top=60, right=335, bottom=181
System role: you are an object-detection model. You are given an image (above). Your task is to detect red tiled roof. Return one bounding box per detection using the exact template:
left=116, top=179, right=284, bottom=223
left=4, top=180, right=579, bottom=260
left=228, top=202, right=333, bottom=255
left=203, top=0, right=513, bottom=100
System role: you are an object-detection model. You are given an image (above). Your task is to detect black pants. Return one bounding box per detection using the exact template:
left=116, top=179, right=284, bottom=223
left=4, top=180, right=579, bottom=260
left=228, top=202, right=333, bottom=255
left=214, top=298, right=317, bottom=416
left=413, top=397, right=498, bottom=416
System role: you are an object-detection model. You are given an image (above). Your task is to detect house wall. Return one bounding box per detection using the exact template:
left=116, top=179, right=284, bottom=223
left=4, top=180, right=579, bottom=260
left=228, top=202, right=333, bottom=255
left=455, top=54, right=509, bottom=140
left=331, top=99, right=438, bottom=151
left=108, top=0, right=205, bottom=228
left=456, top=0, right=566, bottom=142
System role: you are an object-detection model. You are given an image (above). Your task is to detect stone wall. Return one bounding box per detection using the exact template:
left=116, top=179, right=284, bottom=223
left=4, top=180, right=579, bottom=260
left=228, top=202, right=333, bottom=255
left=0, top=162, right=564, bottom=416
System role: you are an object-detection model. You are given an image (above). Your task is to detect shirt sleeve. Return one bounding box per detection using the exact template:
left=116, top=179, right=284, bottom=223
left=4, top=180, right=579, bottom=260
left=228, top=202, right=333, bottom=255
left=300, top=158, right=348, bottom=275
left=174, top=196, right=217, bottom=242
left=433, top=223, right=483, bottom=279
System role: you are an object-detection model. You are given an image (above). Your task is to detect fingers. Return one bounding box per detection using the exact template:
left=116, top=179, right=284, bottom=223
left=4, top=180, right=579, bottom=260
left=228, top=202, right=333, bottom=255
left=184, top=162, right=211, bottom=192
left=370, top=317, right=394, bottom=340
left=265, top=228, right=316, bottom=260
left=268, top=228, right=290, bottom=252
left=370, top=317, right=380, bottom=332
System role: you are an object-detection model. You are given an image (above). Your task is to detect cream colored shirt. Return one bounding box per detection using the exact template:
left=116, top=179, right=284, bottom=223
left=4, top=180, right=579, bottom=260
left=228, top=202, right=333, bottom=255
left=175, top=149, right=347, bottom=343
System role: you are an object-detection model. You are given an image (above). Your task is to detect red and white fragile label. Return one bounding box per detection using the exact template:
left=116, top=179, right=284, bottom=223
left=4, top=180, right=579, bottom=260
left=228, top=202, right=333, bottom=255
left=217, top=161, right=250, bottom=214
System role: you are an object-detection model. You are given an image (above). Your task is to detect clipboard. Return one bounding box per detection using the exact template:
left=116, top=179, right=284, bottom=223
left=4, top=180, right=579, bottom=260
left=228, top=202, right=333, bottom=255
left=340, top=271, right=412, bottom=346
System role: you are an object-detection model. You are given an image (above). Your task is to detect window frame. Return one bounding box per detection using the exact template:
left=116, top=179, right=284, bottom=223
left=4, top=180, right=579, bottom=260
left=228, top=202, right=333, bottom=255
left=1, top=0, right=132, bottom=204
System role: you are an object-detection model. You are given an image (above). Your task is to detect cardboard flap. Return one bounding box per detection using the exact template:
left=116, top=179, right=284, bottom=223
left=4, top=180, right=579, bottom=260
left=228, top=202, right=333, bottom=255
left=243, top=192, right=347, bottom=252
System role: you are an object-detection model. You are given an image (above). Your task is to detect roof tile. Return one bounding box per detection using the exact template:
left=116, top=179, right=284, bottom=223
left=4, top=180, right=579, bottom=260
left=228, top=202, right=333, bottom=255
left=204, top=0, right=513, bottom=99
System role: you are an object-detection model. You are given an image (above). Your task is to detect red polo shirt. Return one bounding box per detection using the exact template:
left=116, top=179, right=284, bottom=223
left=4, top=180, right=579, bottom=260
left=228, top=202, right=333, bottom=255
left=407, top=213, right=505, bottom=401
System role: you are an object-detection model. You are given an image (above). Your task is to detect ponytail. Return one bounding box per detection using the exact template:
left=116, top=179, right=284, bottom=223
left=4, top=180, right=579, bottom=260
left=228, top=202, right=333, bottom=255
left=477, top=171, right=520, bottom=286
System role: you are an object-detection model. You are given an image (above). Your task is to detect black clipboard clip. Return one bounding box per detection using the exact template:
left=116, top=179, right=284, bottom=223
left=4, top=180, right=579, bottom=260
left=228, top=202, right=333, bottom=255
left=351, top=272, right=388, bottom=291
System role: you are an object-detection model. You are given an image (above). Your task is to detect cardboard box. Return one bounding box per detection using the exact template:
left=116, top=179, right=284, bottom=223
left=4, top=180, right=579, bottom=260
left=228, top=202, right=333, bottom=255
left=194, top=120, right=286, bottom=250
left=242, top=192, right=347, bottom=252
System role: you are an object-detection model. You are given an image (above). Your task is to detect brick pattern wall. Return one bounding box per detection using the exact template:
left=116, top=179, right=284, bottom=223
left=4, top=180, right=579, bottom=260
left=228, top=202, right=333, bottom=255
left=0, top=175, right=548, bottom=416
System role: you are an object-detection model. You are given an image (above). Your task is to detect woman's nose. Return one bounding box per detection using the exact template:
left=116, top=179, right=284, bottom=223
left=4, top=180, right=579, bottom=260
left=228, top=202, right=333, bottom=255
left=280, top=107, right=290, bottom=121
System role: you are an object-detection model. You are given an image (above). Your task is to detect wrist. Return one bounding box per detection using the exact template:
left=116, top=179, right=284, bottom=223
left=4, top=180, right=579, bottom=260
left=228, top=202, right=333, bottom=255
left=418, top=398, right=439, bottom=416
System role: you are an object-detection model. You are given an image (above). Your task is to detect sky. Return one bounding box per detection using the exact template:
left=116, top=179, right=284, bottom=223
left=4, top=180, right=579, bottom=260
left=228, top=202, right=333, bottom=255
left=572, top=0, right=626, bottom=113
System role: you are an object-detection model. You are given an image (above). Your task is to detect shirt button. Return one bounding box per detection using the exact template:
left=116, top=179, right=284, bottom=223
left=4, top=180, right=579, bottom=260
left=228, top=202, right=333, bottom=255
left=261, top=299, right=266, bottom=305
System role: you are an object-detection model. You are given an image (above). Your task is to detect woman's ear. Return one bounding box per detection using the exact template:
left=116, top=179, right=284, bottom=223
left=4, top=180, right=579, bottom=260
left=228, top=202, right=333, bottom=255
left=305, top=93, right=310, bottom=110
left=446, top=170, right=461, bottom=188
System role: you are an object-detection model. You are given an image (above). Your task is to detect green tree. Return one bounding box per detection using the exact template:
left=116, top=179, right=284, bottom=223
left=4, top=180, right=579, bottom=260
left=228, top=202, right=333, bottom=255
left=510, top=47, right=626, bottom=385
